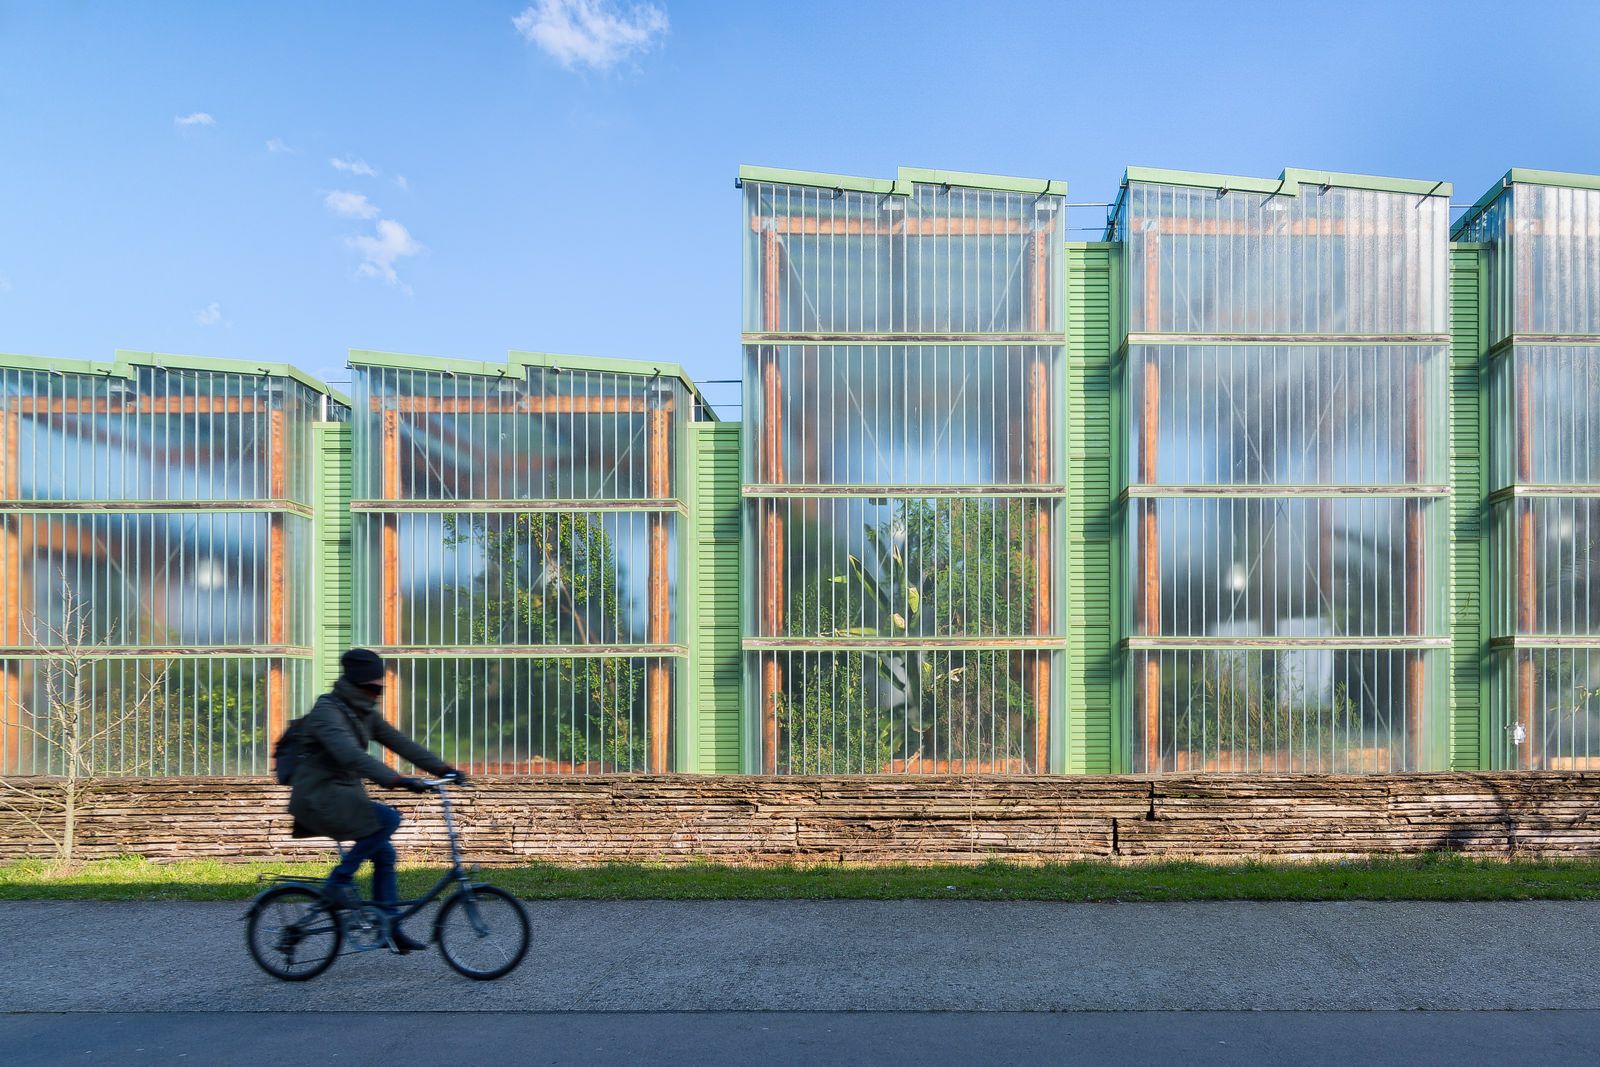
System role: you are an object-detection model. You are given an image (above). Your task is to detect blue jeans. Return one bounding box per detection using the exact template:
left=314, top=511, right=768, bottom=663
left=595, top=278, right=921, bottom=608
left=328, top=802, right=402, bottom=912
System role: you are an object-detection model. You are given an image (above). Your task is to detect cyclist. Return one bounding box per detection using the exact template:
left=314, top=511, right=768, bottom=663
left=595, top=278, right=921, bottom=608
left=287, top=647, right=464, bottom=954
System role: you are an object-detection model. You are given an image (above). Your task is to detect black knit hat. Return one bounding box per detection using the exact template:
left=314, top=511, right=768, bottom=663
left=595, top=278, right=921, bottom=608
left=340, top=648, right=385, bottom=687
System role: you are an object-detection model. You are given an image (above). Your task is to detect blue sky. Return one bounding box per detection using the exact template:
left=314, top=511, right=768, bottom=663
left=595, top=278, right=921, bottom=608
left=1, top=0, right=1597, bottom=411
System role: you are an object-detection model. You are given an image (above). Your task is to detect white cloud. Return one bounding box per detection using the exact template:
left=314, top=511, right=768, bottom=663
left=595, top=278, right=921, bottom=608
left=395, top=175, right=410, bottom=191
left=0, top=274, right=11, bottom=294
left=346, top=219, right=422, bottom=287
left=513, top=0, right=668, bottom=71
left=195, top=302, right=223, bottom=326
left=330, top=156, right=378, bottom=177
left=174, top=112, right=216, bottom=128
left=266, top=138, right=296, bottom=154
left=324, top=190, right=380, bottom=219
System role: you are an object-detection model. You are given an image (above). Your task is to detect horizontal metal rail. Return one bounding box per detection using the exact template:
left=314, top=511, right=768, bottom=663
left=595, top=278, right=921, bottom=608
left=368, top=644, right=689, bottom=659
left=1488, top=334, right=1600, bottom=357
left=1490, top=635, right=1600, bottom=649
left=1121, top=484, right=1451, bottom=499
left=742, top=636, right=1067, bottom=652
left=1120, top=332, right=1451, bottom=347
left=0, top=645, right=315, bottom=659
left=743, top=484, right=1067, bottom=498
left=349, top=498, right=686, bottom=514
left=1123, top=636, right=1451, bottom=650
left=1489, top=485, right=1600, bottom=502
left=741, top=332, right=1066, bottom=345
left=0, top=498, right=314, bottom=517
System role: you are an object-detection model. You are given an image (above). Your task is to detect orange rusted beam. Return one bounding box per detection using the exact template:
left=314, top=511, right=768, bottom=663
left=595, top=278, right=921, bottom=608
left=380, top=409, right=402, bottom=755
left=266, top=407, right=288, bottom=747
left=645, top=397, right=672, bottom=773
left=369, top=395, right=655, bottom=415
left=1403, top=361, right=1426, bottom=768
left=0, top=403, right=19, bottom=772
left=16, top=396, right=266, bottom=415
left=753, top=217, right=1038, bottom=237
left=1140, top=357, right=1162, bottom=771
left=760, top=227, right=785, bottom=773
left=1027, top=232, right=1052, bottom=772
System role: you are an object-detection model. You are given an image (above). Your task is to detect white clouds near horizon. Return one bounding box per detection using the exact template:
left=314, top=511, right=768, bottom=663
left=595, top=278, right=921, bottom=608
left=174, top=111, right=215, bottom=128
left=195, top=302, right=224, bottom=326
left=513, top=0, right=668, bottom=71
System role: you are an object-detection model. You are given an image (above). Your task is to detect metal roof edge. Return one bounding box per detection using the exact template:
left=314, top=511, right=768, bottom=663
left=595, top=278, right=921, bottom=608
left=1123, top=165, right=1450, bottom=199
left=115, top=349, right=350, bottom=407
left=0, top=351, right=127, bottom=377
left=736, top=165, right=905, bottom=196
left=345, top=348, right=514, bottom=379
left=897, top=167, right=1066, bottom=196
left=509, top=350, right=721, bottom=421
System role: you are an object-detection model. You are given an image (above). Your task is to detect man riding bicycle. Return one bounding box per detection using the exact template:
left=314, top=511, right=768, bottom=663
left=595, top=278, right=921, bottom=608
left=287, top=648, right=464, bottom=954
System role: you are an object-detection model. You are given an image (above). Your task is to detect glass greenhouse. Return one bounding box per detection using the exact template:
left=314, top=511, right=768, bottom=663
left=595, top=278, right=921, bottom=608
left=3, top=162, right=1598, bottom=778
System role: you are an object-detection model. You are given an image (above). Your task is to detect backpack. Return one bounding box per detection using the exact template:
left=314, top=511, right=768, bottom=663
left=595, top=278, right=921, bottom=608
left=273, top=717, right=309, bottom=786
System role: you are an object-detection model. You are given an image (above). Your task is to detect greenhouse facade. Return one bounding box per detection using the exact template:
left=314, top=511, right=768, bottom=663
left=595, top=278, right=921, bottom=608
left=2, top=163, right=1598, bottom=778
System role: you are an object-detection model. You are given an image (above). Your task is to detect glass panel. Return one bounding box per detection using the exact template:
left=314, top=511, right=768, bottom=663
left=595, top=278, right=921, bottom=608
left=390, top=655, right=662, bottom=773
left=1126, top=345, right=1447, bottom=486
left=1127, top=498, right=1444, bottom=639
left=1130, top=648, right=1438, bottom=773
left=749, top=496, right=1059, bottom=640
left=1456, top=186, right=1514, bottom=343
left=755, top=648, right=1055, bottom=774
left=1121, top=181, right=1449, bottom=335
left=353, top=511, right=677, bottom=646
left=5, top=366, right=329, bottom=505
left=1489, top=346, right=1600, bottom=489
left=1513, top=184, right=1600, bottom=337
left=1491, top=498, right=1600, bottom=637
left=1493, top=648, right=1600, bottom=770
left=352, top=364, right=688, bottom=502
left=6, top=655, right=302, bottom=775
left=13, top=512, right=312, bottom=647
left=744, top=345, right=1060, bottom=487
left=742, top=181, right=1065, bottom=334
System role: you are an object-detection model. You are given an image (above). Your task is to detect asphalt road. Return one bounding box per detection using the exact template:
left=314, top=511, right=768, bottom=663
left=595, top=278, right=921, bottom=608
left=3, top=900, right=1599, bottom=1063
left=4, top=1010, right=1599, bottom=1066
left=3, top=899, right=1599, bottom=1012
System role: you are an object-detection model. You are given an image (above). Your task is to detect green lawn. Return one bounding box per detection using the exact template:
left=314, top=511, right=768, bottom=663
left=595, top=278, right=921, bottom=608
left=4, top=853, right=1600, bottom=902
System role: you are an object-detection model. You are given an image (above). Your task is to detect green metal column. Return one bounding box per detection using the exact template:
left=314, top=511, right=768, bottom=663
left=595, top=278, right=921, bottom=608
left=686, top=421, right=742, bottom=773
left=1449, top=244, right=1491, bottom=769
left=312, top=422, right=353, bottom=693
left=1065, top=242, right=1122, bottom=773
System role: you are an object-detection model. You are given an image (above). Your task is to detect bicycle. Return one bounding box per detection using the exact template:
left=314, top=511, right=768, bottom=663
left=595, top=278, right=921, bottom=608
left=245, top=777, right=530, bottom=981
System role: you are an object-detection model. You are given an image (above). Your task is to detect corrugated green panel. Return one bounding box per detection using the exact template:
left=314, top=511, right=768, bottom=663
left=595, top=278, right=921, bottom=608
left=1448, top=245, right=1489, bottom=770
left=313, top=423, right=353, bottom=693
left=687, top=422, right=743, bottom=773
left=1066, top=243, right=1121, bottom=773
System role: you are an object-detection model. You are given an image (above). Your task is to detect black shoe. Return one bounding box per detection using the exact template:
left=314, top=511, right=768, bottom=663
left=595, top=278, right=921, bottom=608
left=322, top=881, right=360, bottom=912
left=390, top=928, right=429, bottom=955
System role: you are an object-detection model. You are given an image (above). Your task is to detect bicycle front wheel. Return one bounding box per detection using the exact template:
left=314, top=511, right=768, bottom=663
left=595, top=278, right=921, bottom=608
left=246, top=885, right=343, bottom=981
left=434, top=885, right=529, bottom=980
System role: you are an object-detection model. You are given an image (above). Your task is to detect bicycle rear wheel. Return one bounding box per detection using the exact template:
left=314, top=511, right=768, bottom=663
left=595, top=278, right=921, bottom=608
left=247, top=885, right=343, bottom=981
left=434, top=884, right=529, bottom=980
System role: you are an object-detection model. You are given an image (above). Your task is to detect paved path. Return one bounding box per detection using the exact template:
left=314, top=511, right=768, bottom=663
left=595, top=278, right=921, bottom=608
left=3, top=899, right=1599, bottom=1012
left=5, top=1010, right=1600, bottom=1066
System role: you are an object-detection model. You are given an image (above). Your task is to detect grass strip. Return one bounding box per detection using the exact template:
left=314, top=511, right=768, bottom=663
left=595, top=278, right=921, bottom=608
left=3, top=853, right=1600, bottom=902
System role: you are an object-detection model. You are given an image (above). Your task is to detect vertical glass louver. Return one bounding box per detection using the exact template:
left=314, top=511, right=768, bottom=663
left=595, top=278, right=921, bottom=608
left=350, top=357, right=698, bottom=773
left=1115, top=172, right=1453, bottom=772
left=741, top=171, right=1068, bottom=773
left=1460, top=174, right=1600, bottom=769
left=0, top=359, right=342, bottom=775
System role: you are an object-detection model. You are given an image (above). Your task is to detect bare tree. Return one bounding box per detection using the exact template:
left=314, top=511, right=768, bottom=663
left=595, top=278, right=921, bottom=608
left=0, top=578, right=169, bottom=865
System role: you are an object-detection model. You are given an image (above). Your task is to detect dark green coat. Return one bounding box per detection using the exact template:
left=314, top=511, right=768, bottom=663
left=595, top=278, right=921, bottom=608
left=287, top=679, right=449, bottom=840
